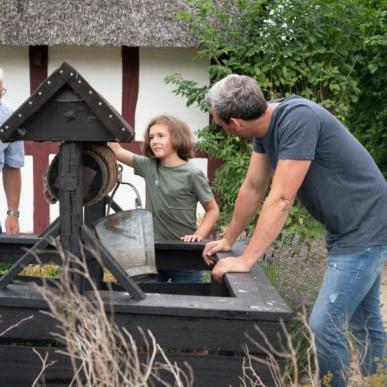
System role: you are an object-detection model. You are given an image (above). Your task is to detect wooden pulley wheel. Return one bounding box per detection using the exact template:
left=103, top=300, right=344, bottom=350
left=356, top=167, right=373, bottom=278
left=44, top=144, right=118, bottom=207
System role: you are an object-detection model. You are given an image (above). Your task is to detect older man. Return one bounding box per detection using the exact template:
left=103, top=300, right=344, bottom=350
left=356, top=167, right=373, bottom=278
left=203, top=74, right=387, bottom=386
left=0, top=68, right=24, bottom=235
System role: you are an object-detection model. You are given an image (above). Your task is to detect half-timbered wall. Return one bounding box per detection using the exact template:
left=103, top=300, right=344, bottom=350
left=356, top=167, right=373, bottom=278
left=0, top=45, right=213, bottom=233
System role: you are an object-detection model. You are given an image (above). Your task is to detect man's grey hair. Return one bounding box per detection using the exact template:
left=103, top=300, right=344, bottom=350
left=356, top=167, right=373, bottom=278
left=205, top=74, right=268, bottom=124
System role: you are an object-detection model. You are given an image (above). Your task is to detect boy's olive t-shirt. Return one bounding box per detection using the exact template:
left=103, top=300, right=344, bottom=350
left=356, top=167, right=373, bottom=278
left=253, top=95, right=387, bottom=254
left=133, top=155, right=214, bottom=240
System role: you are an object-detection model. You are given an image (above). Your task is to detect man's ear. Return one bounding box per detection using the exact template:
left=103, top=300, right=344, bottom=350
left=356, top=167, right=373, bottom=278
left=230, top=117, right=242, bottom=130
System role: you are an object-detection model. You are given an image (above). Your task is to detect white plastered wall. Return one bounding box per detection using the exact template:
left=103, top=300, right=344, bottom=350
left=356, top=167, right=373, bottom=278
left=0, top=46, right=33, bottom=233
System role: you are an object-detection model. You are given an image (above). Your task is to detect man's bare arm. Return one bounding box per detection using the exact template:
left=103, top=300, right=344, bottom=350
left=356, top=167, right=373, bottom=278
left=3, top=166, right=21, bottom=235
left=203, top=152, right=271, bottom=260
left=211, top=159, right=311, bottom=281
left=223, top=152, right=272, bottom=245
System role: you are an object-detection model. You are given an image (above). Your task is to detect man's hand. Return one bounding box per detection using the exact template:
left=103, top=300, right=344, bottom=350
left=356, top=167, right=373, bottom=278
left=5, top=214, right=19, bottom=235
left=211, top=256, right=251, bottom=282
left=202, top=238, right=231, bottom=266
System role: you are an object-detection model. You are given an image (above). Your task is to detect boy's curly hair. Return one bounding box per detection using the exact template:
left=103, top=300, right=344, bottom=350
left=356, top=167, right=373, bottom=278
left=142, top=115, right=194, bottom=161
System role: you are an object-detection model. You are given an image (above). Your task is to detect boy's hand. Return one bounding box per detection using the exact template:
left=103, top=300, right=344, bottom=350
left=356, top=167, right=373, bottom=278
left=181, top=234, right=203, bottom=242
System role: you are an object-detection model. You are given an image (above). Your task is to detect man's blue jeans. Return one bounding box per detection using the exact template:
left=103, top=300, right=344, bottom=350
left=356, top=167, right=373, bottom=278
left=310, top=245, right=387, bottom=386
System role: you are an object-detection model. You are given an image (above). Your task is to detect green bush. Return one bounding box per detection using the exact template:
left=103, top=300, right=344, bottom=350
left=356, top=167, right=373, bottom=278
left=348, top=4, right=387, bottom=177
left=166, top=0, right=386, bottom=234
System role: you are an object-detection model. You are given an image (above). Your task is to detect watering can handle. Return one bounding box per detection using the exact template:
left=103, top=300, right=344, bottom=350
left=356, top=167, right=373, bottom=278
left=107, top=164, right=143, bottom=215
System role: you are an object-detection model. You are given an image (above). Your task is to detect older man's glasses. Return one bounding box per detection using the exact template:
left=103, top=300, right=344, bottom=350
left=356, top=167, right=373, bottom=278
left=0, top=88, right=6, bottom=97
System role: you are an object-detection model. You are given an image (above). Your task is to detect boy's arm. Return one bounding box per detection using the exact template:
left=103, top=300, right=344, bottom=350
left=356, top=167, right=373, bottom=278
left=184, top=198, right=219, bottom=242
left=108, top=142, right=135, bottom=167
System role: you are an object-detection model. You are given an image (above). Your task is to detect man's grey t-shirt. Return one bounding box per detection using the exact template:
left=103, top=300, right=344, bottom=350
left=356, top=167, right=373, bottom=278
left=133, top=155, right=214, bottom=240
left=253, top=95, right=387, bottom=253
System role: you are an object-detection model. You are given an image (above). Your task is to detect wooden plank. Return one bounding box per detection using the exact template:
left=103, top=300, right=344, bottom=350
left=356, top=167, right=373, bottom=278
left=0, top=344, right=275, bottom=387
left=0, top=304, right=286, bottom=353
left=92, top=289, right=292, bottom=322
left=31, top=141, right=51, bottom=233
left=0, top=344, right=72, bottom=386
left=29, top=45, right=50, bottom=233
left=155, top=240, right=206, bottom=251
left=154, top=248, right=209, bottom=270
left=0, top=249, right=61, bottom=264
left=58, top=142, right=83, bottom=290
left=113, top=314, right=287, bottom=353
left=57, top=143, right=83, bottom=252
left=84, top=200, right=106, bottom=289
left=29, top=45, right=48, bottom=93
left=122, top=46, right=139, bottom=129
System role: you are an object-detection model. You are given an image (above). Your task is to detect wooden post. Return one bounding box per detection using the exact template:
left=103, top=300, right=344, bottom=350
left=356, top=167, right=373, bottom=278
left=58, top=142, right=84, bottom=289
left=84, top=200, right=106, bottom=289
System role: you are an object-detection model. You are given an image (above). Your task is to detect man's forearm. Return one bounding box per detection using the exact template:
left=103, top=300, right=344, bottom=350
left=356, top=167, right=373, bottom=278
left=3, top=166, right=21, bottom=211
left=224, top=183, right=266, bottom=245
left=240, top=193, right=294, bottom=267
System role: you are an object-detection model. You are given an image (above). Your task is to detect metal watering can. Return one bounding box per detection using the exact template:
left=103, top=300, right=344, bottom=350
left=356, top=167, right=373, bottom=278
left=94, top=165, right=157, bottom=281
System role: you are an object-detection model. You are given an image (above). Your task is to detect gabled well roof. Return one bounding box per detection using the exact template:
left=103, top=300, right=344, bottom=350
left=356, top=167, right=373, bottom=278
left=0, top=62, right=133, bottom=142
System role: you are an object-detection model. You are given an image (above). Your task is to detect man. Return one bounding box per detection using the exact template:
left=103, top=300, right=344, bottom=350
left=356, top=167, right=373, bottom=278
left=203, top=74, right=387, bottom=386
left=0, top=68, right=24, bottom=235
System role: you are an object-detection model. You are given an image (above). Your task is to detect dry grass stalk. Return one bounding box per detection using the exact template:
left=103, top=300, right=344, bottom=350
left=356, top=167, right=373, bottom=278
left=0, top=314, right=34, bottom=337
left=34, top=239, right=193, bottom=387
left=242, top=315, right=321, bottom=387
left=241, top=310, right=386, bottom=387
left=0, top=311, right=56, bottom=385
left=31, top=348, right=58, bottom=387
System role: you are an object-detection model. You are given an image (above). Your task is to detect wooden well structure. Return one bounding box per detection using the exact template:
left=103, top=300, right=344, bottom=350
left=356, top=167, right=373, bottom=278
left=0, top=62, right=292, bottom=386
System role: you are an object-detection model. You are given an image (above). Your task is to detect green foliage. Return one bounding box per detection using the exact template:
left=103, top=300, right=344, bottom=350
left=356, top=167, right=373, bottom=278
left=195, top=126, right=252, bottom=225
left=0, top=262, right=12, bottom=275
left=286, top=204, right=323, bottom=241
left=167, top=0, right=386, bottom=235
left=348, top=4, right=387, bottom=177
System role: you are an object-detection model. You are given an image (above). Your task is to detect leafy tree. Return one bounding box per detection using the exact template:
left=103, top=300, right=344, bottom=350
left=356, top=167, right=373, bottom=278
left=166, top=0, right=386, bottom=237
left=348, top=3, right=387, bottom=177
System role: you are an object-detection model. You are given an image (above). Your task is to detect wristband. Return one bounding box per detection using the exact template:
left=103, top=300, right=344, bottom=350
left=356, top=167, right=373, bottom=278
left=7, top=209, right=20, bottom=218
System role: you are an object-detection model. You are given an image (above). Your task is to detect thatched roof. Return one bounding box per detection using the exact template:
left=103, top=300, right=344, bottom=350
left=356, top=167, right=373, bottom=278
left=0, top=0, right=197, bottom=48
